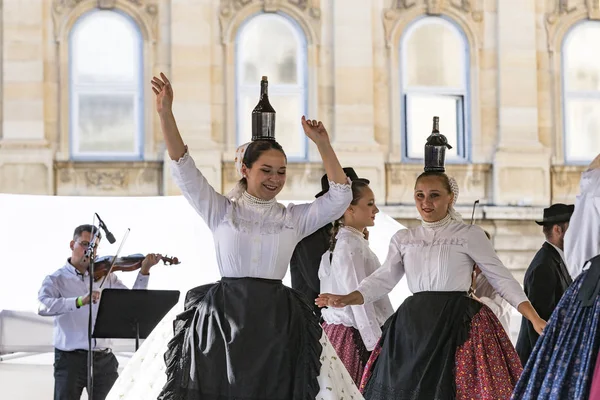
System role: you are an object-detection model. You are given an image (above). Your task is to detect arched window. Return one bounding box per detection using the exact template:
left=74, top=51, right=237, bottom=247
left=562, top=20, right=600, bottom=163
left=236, top=13, right=308, bottom=160
left=401, top=16, right=469, bottom=161
left=69, top=10, right=143, bottom=160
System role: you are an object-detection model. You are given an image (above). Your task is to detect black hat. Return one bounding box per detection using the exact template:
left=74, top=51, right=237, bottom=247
left=315, top=168, right=370, bottom=198
left=535, top=203, right=575, bottom=226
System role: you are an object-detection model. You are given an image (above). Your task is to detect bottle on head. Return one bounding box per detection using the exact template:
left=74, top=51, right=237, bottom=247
left=252, top=76, right=276, bottom=141
left=424, top=116, right=453, bottom=172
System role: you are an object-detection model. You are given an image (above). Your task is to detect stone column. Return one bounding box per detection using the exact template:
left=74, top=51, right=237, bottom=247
left=0, top=0, right=53, bottom=194
left=493, top=0, right=550, bottom=206
left=163, top=0, right=222, bottom=195
left=331, top=0, right=384, bottom=200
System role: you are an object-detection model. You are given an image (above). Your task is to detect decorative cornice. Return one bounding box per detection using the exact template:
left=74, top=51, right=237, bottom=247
left=383, top=0, right=483, bottom=48
left=51, top=0, right=158, bottom=42
left=219, top=0, right=321, bottom=44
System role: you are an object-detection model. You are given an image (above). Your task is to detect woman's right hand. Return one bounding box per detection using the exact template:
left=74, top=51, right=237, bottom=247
left=316, top=290, right=364, bottom=308
left=151, top=72, right=174, bottom=115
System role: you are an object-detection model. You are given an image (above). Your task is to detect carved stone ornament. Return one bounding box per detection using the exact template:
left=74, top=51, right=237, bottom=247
left=85, top=170, right=128, bottom=190
left=383, top=0, right=483, bottom=47
left=544, top=0, right=600, bottom=52
left=219, top=0, right=321, bottom=44
left=51, top=0, right=159, bottom=41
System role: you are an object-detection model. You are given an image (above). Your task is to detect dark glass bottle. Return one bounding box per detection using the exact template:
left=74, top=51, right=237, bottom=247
left=424, top=116, right=453, bottom=172
left=251, top=76, right=276, bottom=141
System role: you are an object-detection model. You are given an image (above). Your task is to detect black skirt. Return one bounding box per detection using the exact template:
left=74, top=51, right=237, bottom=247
left=157, top=277, right=321, bottom=400
left=362, top=291, right=481, bottom=400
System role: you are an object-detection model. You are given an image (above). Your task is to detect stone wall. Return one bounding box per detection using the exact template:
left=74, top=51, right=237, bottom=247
left=0, top=0, right=597, bottom=275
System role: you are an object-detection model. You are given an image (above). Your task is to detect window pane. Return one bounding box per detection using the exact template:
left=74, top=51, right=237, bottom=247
left=564, top=22, right=600, bottom=92
left=404, top=19, right=465, bottom=88
left=238, top=15, right=300, bottom=85
left=77, top=94, right=136, bottom=153
left=565, top=98, right=600, bottom=161
left=72, top=11, right=139, bottom=83
left=406, top=94, right=461, bottom=159
left=238, top=91, right=305, bottom=158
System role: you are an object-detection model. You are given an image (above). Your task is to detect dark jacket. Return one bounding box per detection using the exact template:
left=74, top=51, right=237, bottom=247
left=289, top=224, right=332, bottom=319
left=516, top=242, right=573, bottom=365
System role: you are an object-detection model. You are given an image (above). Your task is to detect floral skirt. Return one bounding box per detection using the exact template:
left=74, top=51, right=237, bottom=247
left=359, top=291, right=522, bottom=400
left=512, top=255, right=600, bottom=399
left=322, top=322, right=371, bottom=385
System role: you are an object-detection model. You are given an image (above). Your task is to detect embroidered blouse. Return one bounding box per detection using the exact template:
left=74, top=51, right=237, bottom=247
left=564, top=167, right=600, bottom=279
left=170, top=150, right=352, bottom=279
left=319, top=227, right=395, bottom=351
left=356, top=218, right=529, bottom=309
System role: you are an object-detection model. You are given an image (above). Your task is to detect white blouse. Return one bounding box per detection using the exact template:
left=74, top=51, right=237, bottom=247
left=357, top=218, right=529, bottom=309
left=564, top=167, right=600, bottom=279
left=319, top=227, right=395, bottom=351
left=170, top=151, right=353, bottom=279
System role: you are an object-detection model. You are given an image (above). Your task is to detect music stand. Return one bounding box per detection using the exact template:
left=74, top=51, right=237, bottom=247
left=93, top=289, right=180, bottom=351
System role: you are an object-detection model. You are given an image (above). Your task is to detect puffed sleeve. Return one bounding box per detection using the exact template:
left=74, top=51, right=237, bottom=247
left=466, top=226, right=529, bottom=309
left=170, top=148, right=231, bottom=231
left=332, top=238, right=383, bottom=351
left=564, top=168, right=600, bottom=279
left=287, top=180, right=352, bottom=238
left=356, top=232, right=406, bottom=304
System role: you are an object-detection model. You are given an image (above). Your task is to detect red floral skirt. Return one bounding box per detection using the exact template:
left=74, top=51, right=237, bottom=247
left=322, top=322, right=371, bottom=385
left=359, top=292, right=522, bottom=400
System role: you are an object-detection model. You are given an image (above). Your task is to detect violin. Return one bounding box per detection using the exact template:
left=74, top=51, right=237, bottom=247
left=92, top=253, right=180, bottom=282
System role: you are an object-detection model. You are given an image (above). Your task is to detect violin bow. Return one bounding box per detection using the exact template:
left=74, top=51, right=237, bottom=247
left=470, top=199, right=480, bottom=225
left=99, top=228, right=131, bottom=289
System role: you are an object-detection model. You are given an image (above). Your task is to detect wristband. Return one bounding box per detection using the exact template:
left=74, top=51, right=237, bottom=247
left=76, top=296, right=83, bottom=308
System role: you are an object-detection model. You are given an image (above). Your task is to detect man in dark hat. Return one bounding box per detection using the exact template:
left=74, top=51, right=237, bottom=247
left=515, top=203, right=575, bottom=365
left=289, top=168, right=364, bottom=319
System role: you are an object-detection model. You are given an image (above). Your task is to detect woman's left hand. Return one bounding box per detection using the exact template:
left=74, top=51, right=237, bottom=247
left=301, top=116, right=330, bottom=147
left=533, top=317, right=547, bottom=335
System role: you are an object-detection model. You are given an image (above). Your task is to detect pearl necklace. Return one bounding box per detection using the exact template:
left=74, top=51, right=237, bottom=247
left=420, top=213, right=452, bottom=229
left=241, top=191, right=276, bottom=209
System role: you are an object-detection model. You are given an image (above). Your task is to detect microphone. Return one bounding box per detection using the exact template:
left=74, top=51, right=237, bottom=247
left=95, top=213, right=116, bottom=244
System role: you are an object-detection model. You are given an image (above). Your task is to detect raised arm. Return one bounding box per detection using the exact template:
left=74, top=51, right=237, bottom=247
left=317, top=232, right=405, bottom=308
left=288, top=118, right=352, bottom=237
left=564, top=152, right=600, bottom=278
left=466, top=226, right=546, bottom=334
left=152, top=73, right=229, bottom=230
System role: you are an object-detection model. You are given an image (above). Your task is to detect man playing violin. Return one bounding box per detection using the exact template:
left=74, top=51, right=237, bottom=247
left=37, top=224, right=161, bottom=400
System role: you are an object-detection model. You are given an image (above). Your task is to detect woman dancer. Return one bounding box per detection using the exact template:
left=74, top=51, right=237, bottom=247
left=106, top=73, right=365, bottom=400
left=317, top=163, right=546, bottom=399
left=511, top=152, right=600, bottom=400
left=318, top=178, right=394, bottom=384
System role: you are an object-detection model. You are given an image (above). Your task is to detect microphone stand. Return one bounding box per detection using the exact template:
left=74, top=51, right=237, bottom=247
left=84, top=219, right=102, bottom=399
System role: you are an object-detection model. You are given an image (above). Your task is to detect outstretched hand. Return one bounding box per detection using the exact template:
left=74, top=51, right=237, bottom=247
left=151, top=73, right=173, bottom=114
left=315, top=291, right=364, bottom=308
left=301, top=116, right=330, bottom=147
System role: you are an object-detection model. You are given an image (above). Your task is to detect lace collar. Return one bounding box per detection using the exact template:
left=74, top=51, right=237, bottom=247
left=340, top=225, right=366, bottom=239
left=240, top=191, right=276, bottom=210
left=420, top=213, right=452, bottom=229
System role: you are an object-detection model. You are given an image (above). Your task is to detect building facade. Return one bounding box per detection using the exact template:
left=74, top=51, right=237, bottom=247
left=0, top=0, right=597, bottom=279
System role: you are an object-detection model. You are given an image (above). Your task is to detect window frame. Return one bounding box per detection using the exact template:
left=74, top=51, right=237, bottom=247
left=561, top=19, right=600, bottom=165
left=400, top=16, right=471, bottom=163
left=234, top=12, right=309, bottom=161
left=68, top=9, right=144, bottom=161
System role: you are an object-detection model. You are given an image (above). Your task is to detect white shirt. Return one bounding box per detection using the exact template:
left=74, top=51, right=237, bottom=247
left=564, top=168, right=600, bottom=279
left=474, top=274, right=512, bottom=334
left=37, top=261, right=149, bottom=351
left=170, top=151, right=352, bottom=280
left=318, top=227, right=395, bottom=350
left=357, top=218, right=529, bottom=309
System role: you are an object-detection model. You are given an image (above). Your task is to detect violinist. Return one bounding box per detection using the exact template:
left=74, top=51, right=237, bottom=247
left=37, top=224, right=161, bottom=400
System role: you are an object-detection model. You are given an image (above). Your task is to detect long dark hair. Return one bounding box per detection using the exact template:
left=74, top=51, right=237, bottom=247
left=329, top=179, right=370, bottom=252
left=239, top=140, right=286, bottom=189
